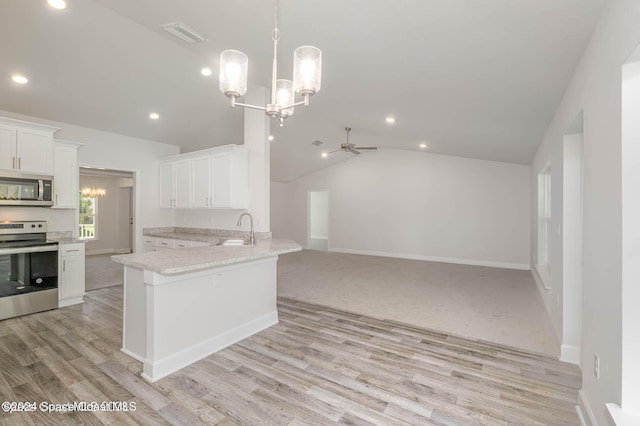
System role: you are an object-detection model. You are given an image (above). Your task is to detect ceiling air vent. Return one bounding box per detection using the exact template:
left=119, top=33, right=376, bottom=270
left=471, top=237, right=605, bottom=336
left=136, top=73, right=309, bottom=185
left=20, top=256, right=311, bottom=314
left=162, top=22, right=208, bottom=43
left=311, top=140, right=324, bottom=146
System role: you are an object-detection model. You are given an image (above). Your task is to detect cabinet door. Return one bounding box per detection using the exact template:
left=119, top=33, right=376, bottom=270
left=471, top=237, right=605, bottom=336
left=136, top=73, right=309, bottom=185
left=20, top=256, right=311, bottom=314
left=52, top=143, right=79, bottom=208
left=59, top=255, right=85, bottom=300
left=16, top=129, right=53, bottom=174
left=174, top=159, right=191, bottom=208
left=0, top=125, right=16, bottom=170
left=159, top=162, right=174, bottom=208
left=211, top=153, right=232, bottom=207
left=191, top=156, right=211, bottom=208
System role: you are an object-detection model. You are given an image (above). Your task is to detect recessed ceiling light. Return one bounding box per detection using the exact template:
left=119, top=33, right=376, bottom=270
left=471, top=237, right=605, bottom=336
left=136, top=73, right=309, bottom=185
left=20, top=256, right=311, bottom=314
left=149, top=112, right=160, bottom=120
left=47, top=0, right=67, bottom=10
left=419, top=143, right=427, bottom=149
left=385, top=116, right=396, bottom=124
left=321, top=152, right=328, bottom=158
left=11, top=74, right=28, bottom=84
left=268, top=135, right=274, bottom=141
left=200, top=67, right=212, bottom=76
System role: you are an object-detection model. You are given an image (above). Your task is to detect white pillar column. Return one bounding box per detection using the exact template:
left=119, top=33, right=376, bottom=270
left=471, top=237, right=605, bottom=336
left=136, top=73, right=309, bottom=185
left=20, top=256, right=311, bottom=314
left=243, top=87, right=271, bottom=232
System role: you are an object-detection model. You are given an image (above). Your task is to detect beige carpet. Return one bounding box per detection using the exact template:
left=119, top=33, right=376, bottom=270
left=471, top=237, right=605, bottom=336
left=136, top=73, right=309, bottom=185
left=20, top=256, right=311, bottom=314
left=277, top=250, right=560, bottom=357
left=85, top=254, right=124, bottom=291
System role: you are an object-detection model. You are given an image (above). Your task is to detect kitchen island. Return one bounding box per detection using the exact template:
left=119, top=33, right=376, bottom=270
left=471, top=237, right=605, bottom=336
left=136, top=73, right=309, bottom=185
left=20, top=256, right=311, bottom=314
left=111, top=238, right=301, bottom=382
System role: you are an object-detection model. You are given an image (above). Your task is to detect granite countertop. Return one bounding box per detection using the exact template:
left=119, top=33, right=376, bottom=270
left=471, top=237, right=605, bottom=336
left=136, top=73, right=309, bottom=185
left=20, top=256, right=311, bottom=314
left=143, top=231, right=222, bottom=244
left=111, top=239, right=301, bottom=275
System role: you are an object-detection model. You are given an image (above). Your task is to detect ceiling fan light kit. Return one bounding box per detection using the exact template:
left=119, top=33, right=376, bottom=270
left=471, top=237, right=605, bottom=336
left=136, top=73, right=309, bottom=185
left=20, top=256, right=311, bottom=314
left=219, top=0, right=322, bottom=127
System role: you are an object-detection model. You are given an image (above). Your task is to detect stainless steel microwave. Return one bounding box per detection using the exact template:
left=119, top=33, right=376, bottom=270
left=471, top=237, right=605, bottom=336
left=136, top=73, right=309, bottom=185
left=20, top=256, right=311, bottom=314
left=0, top=173, right=53, bottom=206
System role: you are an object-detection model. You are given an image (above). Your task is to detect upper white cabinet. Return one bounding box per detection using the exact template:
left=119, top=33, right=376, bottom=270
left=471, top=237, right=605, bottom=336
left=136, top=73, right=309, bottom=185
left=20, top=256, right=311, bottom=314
left=160, top=145, right=248, bottom=210
left=52, top=140, right=82, bottom=209
left=0, top=117, right=58, bottom=175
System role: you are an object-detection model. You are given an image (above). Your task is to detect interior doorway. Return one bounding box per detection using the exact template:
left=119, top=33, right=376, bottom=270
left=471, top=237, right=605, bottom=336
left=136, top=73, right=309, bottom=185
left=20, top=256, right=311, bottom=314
left=561, top=112, right=584, bottom=365
left=79, top=167, right=135, bottom=255
left=308, top=191, right=329, bottom=251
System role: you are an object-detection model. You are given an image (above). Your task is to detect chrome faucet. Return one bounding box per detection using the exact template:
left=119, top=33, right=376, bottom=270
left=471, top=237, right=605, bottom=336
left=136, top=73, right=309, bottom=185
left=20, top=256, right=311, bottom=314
left=237, top=212, right=256, bottom=245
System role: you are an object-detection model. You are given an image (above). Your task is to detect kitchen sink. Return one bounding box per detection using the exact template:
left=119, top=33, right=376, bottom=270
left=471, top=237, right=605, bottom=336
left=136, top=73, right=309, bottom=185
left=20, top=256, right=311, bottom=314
left=216, top=238, right=252, bottom=246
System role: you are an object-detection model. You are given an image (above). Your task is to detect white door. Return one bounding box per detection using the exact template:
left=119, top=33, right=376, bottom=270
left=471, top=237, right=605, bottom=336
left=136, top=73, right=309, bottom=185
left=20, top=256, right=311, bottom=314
left=308, top=191, right=329, bottom=251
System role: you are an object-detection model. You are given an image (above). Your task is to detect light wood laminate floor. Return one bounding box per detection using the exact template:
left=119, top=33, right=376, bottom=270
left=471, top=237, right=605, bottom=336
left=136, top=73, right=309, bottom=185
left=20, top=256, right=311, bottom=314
left=0, top=287, right=580, bottom=425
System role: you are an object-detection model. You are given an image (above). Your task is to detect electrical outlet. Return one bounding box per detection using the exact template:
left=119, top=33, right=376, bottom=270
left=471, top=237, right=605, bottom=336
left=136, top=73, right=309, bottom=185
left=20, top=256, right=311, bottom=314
left=594, top=354, right=600, bottom=379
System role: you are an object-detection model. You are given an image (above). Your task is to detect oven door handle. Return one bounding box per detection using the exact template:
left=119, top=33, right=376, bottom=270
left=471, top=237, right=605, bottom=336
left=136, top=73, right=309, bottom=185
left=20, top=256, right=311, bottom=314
left=0, top=245, right=59, bottom=255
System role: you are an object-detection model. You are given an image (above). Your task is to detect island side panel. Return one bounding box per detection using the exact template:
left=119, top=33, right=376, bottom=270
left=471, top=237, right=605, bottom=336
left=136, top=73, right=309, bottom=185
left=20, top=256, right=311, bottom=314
left=142, top=256, right=279, bottom=382
left=122, top=265, right=146, bottom=361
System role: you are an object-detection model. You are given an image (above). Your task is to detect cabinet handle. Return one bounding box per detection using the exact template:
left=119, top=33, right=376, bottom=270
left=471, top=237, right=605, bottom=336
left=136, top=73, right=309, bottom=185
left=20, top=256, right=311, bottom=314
left=18, top=157, right=21, bottom=170
left=55, top=194, right=58, bottom=205
left=66, top=249, right=80, bottom=253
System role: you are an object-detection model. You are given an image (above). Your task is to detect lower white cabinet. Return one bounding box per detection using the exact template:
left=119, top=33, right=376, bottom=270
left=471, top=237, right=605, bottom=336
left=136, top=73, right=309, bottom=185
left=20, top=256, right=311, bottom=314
left=58, top=243, right=85, bottom=307
left=143, top=236, right=209, bottom=251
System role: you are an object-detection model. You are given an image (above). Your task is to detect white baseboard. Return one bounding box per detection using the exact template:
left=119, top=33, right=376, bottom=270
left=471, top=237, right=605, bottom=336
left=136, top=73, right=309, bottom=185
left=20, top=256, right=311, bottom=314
left=86, top=248, right=131, bottom=256
left=329, top=247, right=530, bottom=270
left=561, top=344, right=582, bottom=366
left=578, top=389, right=597, bottom=426
left=120, top=347, right=145, bottom=363
left=142, top=311, right=278, bottom=382
left=58, top=295, right=84, bottom=308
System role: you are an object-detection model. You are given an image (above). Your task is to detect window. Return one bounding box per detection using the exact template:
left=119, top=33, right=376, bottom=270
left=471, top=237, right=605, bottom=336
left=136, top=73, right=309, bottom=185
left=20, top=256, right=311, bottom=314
left=79, top=192, right=97, bottom=240
left=537, top=165, right=551, bottom=271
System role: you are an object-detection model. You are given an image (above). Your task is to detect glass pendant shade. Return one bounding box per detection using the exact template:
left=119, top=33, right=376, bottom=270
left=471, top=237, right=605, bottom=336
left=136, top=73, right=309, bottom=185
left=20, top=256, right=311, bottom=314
left=219, top=50, right=248, bottom=98
left=293, top=46, right=322, bottom=95
left=276, top=79, right=295, bottom=117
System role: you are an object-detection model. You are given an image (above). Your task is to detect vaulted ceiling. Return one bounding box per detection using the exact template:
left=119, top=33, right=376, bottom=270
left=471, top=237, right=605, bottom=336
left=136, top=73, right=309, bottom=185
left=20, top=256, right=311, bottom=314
left=0, top=0, right=608, bottom=181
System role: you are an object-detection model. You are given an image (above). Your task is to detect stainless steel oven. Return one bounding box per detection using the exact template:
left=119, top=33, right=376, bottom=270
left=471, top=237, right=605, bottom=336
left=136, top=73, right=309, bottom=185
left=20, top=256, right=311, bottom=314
left=0, top=221, right=59, bottom=321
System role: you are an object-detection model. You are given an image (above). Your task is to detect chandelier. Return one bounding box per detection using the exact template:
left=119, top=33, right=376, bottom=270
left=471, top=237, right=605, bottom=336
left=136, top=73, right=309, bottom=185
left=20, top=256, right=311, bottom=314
left=81, top=187, right=106, bottom=197
left=219, top=0, right=322, bottom=126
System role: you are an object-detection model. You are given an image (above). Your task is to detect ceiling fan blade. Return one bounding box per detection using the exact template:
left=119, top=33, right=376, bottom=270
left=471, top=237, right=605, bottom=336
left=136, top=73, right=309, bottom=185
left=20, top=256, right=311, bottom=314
left=349, top=148, right=361, bottom=155
left=354, top=146, right=377, bottom=150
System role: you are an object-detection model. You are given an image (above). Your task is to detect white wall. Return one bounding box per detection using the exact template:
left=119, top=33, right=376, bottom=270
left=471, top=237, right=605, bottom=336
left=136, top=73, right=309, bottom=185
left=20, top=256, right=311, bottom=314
left=529, top=0, right=640, bottom=423
left=273, top=148, right=531, bottom=269
left=0, top=109, right=179, bottom=252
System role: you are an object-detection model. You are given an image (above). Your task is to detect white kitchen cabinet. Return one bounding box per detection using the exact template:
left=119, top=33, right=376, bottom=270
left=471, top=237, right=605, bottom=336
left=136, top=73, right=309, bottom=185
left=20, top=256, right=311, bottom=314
left=159, top=162, right=174, bottom=208
left=142, top=236, right=209, bottom=251
left=211, top=150, right=248, bottom=208
left=0, top=117, right=58, bottom=175
left=0, top=125, right=15, bottom=170
left=58, top=243, right=85, bottom=307
left=160, top=145, right=248, bottom=210
left=190, top=155, right=211, bottom=208
left=160, top=159, right=191, bottom=209
left=174, top=159, right=191, bottom=208
left=52, top=140, right=81, bottom=209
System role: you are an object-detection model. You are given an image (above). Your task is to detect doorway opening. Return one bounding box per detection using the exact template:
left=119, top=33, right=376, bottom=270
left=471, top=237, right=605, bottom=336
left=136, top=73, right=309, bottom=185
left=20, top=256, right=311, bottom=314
left=308, top=191, right=329, bottom=251
left=561, top=112, right=583, bottom=365
left=79, top=167, right=135, bottom=255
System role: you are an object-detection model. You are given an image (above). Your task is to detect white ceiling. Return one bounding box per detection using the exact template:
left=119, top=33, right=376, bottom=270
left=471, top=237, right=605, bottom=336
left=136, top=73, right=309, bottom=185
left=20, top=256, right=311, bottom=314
left=0, top=0, right=607, bottom=181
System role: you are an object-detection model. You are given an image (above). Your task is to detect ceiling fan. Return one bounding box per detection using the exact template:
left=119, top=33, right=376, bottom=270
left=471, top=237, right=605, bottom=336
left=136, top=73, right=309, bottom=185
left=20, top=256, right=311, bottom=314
left=324, top=127, right=378, bottom=156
